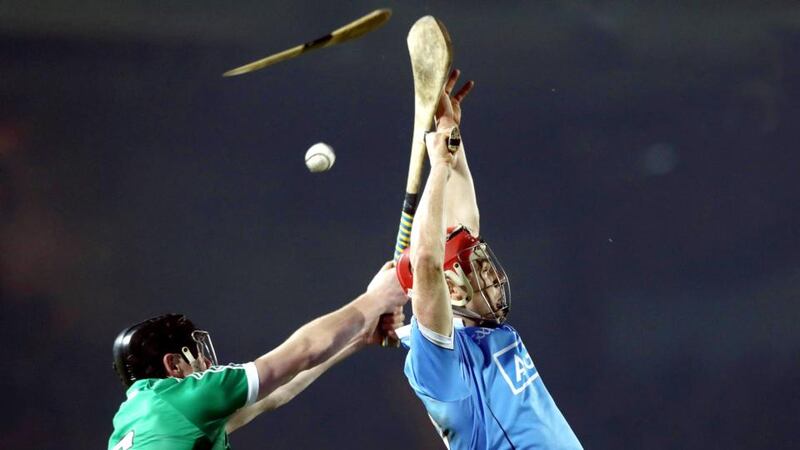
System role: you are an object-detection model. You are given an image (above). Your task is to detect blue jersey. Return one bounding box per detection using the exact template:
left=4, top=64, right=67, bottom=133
left=401, top=317, right=582, bottom=449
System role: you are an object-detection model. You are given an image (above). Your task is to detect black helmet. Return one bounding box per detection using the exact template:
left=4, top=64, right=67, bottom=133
left=112, top=314, right=208, bottom=388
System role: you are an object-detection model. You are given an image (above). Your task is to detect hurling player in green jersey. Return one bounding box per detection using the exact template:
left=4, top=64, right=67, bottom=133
left=108, top=261, right=407, bottom=450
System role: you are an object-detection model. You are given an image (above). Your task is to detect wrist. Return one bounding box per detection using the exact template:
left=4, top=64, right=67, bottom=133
left=436, top=118, right=457, bottom=130
left=353, top=292, right=384, bottom=317
left=430, top=160, right=453, bottom=171
left=346, top=296, right=379, bottom=346
left=430, top=160, right=452, bottom=180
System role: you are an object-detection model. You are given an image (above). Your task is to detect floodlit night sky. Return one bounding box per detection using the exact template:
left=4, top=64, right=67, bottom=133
left=1, top=1, right=799, bottom=449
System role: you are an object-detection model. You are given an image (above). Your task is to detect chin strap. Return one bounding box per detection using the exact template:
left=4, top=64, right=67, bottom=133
left=452, top=306, right=501, bottom=327
left=452, top=306, right=483, bottom=321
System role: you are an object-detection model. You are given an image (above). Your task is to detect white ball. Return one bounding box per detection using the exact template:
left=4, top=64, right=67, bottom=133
left=304, top=142, right=336, bottom=173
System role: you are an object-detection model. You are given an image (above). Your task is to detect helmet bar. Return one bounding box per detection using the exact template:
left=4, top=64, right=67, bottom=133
left=465, top=242, right=510, bottom=324
left=191, top=330, right=218, bottom=369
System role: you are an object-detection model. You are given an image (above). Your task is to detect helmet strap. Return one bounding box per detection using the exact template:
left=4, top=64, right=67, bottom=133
left=452, top=306, right=502, bottom=328
left=181, top=346, right=204, bottom=373
left=445, top=263, right=473, bottom=307
left=452, top=306, right=483, bottom=321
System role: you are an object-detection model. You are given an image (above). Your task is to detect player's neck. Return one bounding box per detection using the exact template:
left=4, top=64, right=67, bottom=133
left=454, top=313, right=502, bottom=329
left=453, top=315, right=488, bottom=328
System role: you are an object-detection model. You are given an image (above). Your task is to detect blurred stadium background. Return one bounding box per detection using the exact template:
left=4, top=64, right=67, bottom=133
left=1, top=1, right=799, bottom=448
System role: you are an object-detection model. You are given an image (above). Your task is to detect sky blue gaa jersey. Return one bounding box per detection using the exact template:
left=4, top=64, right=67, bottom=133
left=400, top=317, right=582, bottom=449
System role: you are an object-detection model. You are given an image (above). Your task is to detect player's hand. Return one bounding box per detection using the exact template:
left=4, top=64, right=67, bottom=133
left=435, top=69, right=475, bottom=129
left=366, top=306, right=406, bottom=346
left=366, top=260, right=409, bottom=312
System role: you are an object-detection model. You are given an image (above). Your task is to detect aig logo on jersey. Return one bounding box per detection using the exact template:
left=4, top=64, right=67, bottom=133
left=492, top=340, right=540, bottom=395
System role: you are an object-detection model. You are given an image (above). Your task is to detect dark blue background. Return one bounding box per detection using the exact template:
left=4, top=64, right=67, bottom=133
left=1, top=1, right=798, bottom=448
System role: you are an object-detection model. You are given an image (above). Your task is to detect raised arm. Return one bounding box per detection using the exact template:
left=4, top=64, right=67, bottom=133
left=437, top=70, right=479, bottom=234
left=409, top=122, right=459, bottom=336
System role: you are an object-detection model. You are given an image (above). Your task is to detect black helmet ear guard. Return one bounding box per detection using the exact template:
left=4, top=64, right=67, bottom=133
left=112, top=314, right=202, bottom=388
left=112, top=323, right=139, bottom=388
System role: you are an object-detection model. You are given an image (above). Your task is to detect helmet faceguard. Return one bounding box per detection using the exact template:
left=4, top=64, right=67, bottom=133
left=458, top=241, right=510, bottom=324
left=181, top=330, right=218, bottom=372
left=396, top=226, right=510, bottom=326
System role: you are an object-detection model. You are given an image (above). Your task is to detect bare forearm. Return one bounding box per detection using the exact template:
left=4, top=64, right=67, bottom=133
left=411, top=160, right=454, bottom=333
left=226, top=341, right=360, bottom=433
left=412, top=162, right=450, bottom=263
left=444, top=138, right=480, bottom=233
left=253, top=293, right=383, bottom=398
left=288, top=299, right=371, bottom=366
left=275, top=340, right=360, bottom=402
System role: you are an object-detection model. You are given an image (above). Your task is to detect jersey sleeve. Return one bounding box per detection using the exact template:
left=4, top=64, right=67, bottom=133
left=161, top=362, right=259, bottom=428
left=404, top=317, right=471, bottom=402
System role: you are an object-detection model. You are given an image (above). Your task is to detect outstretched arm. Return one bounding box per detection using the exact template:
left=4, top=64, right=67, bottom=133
left=437, top=69, right=479, bottom=234
left=226, top=342, right=358, bottom=432
left=249, top=262, right=406, bottom=403
left=226, top=308, right=404, bottom=433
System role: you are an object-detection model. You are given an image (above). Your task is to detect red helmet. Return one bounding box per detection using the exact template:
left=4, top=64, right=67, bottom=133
left=395, top=226, right=510, bottom=325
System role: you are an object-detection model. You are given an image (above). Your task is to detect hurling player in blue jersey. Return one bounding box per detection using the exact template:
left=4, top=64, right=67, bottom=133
left=395, top=69, right=583, bottom=449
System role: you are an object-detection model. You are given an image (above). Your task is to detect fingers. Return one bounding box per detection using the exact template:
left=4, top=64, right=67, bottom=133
left=379, top=307, right=406, bottom=335
left=377, top=306, right=406, bottom=347
left=452, top=80, right=475, bottom=104
left=443, top=68, right=474, bottom=103
left=444, top=68, right=460, bottom=95
left=367, top=260, right=398, bottom=293
left=380, top=307, right=404, bottom=324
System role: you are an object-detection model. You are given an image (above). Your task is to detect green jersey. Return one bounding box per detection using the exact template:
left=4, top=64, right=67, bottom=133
left=108, top=362, right=260, bottom=450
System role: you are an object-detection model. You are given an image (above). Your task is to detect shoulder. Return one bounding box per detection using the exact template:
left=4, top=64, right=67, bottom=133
left=184, top=363, right=252, bottom=380
left=409, top=317, right=479, bottom=351
left=142, top=377, right=177, bottom=393
left=155, top=364, right=254, bottom=396
left=153, top=363, right=260, bottom=418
